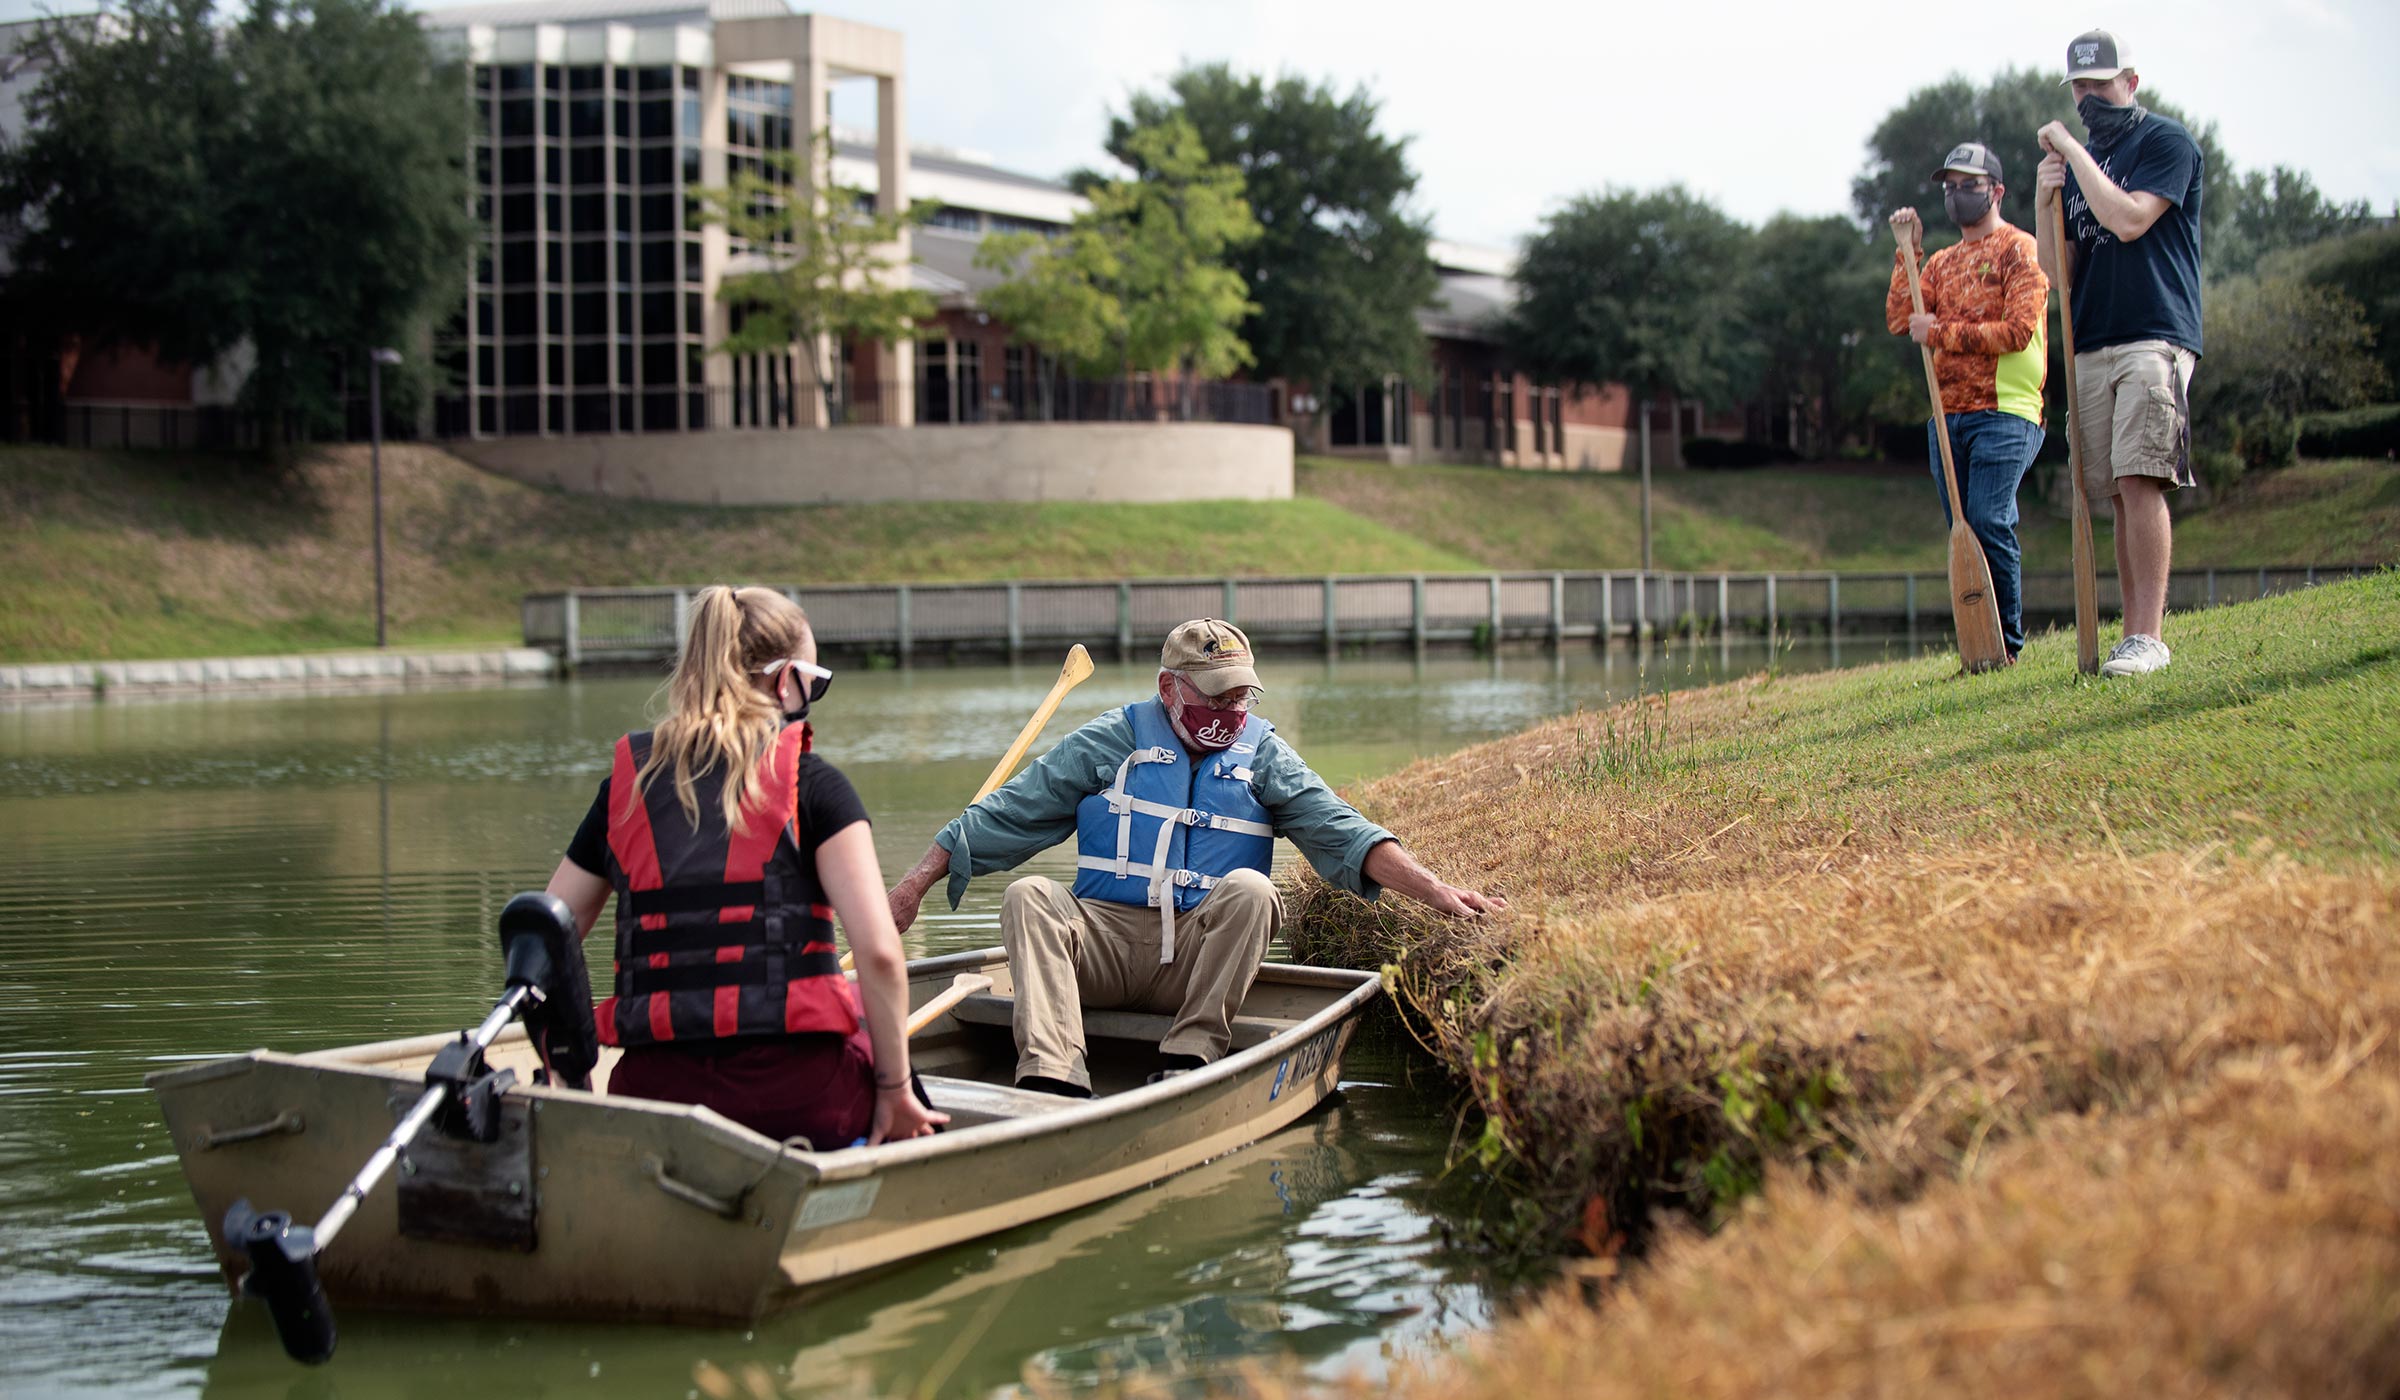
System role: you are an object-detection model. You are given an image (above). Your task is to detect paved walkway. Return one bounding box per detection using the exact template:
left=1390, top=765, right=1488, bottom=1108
left=0, top=646, right=559, bottom=703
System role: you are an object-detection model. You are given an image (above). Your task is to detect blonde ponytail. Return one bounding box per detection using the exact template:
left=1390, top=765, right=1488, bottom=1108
left=631, top=585, right=811, bottom=834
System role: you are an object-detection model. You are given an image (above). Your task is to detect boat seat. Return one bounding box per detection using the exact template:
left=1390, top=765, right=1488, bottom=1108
left=944, top=994, right=1300, bottom=1050
left=918, top=1074, right=1083, bottom=1122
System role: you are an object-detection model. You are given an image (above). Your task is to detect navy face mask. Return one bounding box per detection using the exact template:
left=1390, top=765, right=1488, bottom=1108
left=2078, top=94, right=2144, bottom=145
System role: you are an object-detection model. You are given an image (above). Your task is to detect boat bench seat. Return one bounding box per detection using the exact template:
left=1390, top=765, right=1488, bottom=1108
left=918, top=1074, right=1083, bottom=1122
left=945, top=993, right=1301, bottom=1050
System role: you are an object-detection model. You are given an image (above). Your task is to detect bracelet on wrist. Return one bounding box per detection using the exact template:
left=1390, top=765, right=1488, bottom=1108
left=875, top=1074, right=910, bottom=1091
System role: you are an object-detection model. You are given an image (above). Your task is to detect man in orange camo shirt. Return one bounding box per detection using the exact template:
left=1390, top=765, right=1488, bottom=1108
left=1888, top=141, right=2050, bottom=662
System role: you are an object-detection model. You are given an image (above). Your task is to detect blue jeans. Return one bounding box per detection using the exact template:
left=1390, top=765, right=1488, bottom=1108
left=1927, top=410, right=2044, bottom=657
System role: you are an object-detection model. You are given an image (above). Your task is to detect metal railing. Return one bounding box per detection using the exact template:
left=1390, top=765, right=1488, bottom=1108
left=523, top=564, right=2380, bottom=666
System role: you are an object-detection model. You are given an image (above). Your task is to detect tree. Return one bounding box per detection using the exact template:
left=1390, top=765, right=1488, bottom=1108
left=1108, top=63, right=1436, bottom=395
left=1740, top=214, right=1894, bottom=457
left=2191, top=274, right=2386, bottom=480
left=1507, top=185, right=1752, bottom=568
left=2258, top=225, right=2400, bottom=388
left=1, top=0, right=473, bottom=457
left=688, top=129, right=934, bottom=425
left=2210, top=166, right=2379, bottom=280
left=978, top=115, right=1256, bottom=419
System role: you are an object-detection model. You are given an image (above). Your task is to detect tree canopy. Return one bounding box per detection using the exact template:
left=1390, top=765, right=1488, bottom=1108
left=1107, top=63, right=1436, bottom=394
left=0, top=0, right=473, bottom=454
left=1506, top=185, right=1752, bottom=410
left=1740, top=214, right=1897, bottom=457
left=689, top=130, right=934, bottom=424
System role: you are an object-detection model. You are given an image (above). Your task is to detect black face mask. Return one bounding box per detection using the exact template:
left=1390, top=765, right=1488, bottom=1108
left=1944, top=185, right=1995, bottom=227
left=2078, top=94, right=2144, bottom=144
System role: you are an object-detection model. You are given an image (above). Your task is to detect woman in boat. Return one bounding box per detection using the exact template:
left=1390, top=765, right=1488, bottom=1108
left=541, top=585, right=945, bottom=1147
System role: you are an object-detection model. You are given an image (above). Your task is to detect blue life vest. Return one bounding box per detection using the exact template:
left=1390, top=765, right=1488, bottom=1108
left=1071, top=699, right=1276, bottom=962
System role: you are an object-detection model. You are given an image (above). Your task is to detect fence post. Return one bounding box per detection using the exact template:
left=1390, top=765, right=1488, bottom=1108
left=1600, top=572, right=1614, bottom=645
left=1488, top=573, right=1503, bottom=646
left=1411, top=575, right=1427, bottom=651
left=895, top=585, right=913, bottom=666
left=672, top=589, right=690, bottom=660
left=1632, top=572, right=1647, bottom=640
left=2257, top=566, right=2268, bottom=600
left=1549, top=573, right=1565, bottom=647
left=1905, top=574, right=1917, bottom=634
left=2306, top=566, right=2317, bottom=587
left=562, top=592, right=581, bottom=670
left=1116, top=582, right=1133, bottom=662
left=1322, top=576, right=1338, bottom=656
left=1765, top=573, right=1778, bottom=643
left=1222, top=578, right=1238, bottom=623
left=1006, top=582, right=1022, bottom=660
left=1827, top=574, right=1841, bottom=638
left=2206, top=568, right=2216, bottom=607
left=1718, top=573, right=1729, bottom=637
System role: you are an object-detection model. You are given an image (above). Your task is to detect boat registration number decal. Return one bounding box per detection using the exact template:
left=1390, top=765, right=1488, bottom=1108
left=796, top=1178, right=881, bottom=1230
left=1268, top=1031, right=1334, bottom=1103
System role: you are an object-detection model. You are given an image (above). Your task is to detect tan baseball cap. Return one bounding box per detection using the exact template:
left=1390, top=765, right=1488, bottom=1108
left=1160, top=619, right=1262, bottom=697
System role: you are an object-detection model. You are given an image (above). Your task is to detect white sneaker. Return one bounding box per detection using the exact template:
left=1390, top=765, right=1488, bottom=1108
left=2101, top=634, right=2172, bottom=677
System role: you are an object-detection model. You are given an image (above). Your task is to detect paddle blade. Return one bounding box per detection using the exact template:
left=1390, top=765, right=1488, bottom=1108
left=1948, top=522, right=2009, bottom=673
left=2070, top=487, right=2100, bottom=675
left=1061, top=643, right=1094, bottom=686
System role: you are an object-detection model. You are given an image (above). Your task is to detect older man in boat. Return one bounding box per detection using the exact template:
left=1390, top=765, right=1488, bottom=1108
left=887, top=619, right=1506, bottom=1097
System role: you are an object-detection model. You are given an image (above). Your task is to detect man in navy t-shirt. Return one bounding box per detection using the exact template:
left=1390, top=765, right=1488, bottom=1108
left=2034, top=28, right=2204, bottom=678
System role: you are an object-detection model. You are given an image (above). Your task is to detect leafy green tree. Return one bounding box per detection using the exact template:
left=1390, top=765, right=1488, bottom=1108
left=1507, top=185, right=1751, bottom=567
left=1108, top=63, right=1435, bottom=395
left=980, top=115, right=1256, bottom=419
left=2211, top=166, right=2379, bottom=280
left=1740, top=214, right=1895, bottom=456
left=688, top=130, right=934, bottom=425
left=2258, top=225, right=2400, bottom=388
left=1, top=0, right=473, bottom=457
left=2191, top=274, right=2386, bottom=482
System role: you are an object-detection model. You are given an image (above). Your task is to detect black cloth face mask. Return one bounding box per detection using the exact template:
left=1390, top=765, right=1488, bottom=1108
left=1944, top=185, right=1995, bottom=227
left=2078, top=94, right=2144, bottom=145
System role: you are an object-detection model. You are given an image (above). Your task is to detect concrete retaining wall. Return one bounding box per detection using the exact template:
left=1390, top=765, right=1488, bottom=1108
left=0, top=648, right=560, bottom=704
left=444, top=422, right=1295, bottom=506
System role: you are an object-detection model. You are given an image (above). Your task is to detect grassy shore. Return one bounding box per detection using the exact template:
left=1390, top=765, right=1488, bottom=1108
left=3, top=443, right=2391, bottom=662
left=1279, top=573, right=2399, bottom=1397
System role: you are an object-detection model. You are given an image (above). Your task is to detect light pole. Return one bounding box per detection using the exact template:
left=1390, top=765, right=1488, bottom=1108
left=1638, top=396, right=1653, bottom=576
left=368, top=348, right=402, bottom=648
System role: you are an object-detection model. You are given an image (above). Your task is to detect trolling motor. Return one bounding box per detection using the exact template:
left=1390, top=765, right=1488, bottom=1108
left=222, top=891, right=598, bottom=1363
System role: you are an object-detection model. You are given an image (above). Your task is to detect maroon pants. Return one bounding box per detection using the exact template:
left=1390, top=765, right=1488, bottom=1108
left=608, top=1026, right=875, bottom=1149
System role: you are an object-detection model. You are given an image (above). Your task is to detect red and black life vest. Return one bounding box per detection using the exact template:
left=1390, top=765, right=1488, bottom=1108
left=597, top=723, right=858, bottom=1048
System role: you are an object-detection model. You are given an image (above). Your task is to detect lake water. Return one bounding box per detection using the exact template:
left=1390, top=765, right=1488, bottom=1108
left=0, top=639, right=1916, bottom=1398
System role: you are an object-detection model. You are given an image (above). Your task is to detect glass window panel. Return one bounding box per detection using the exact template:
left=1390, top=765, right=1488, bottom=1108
left=502, top=290, right=536, bottom=335
left=475, top=293, right=495, bottom=337
left=642, top=342, right=677, bottom=385
left=545, top=147, right=561, bottom=184
left=641, top=391, right=676, bottom=429
left=685, top=344, right=703, bottom=385
left=501, top=241, right=536, bottom=283
left=639, top=100, right=672, bottom=139
left=613, top=99, right=630, bottom=136
left=547, top=343, right=565, bottom=383
left=615, top=241, right=633, bottom=281
left=544, top=99, right=561, bottom=137
left=617, top=343, right=633, bottom=382
left=573, top=393, right=610, bottom=431
left=477, top=345, right=495, bottom=385
left=547, top=292, right=564, bottom=335
left=570, top=241, right=606, bottom=283
left=544, top=192, right=562, bottom=227
left=613, top=145, right=631, bottom=185
left=681, top=145, right=700, bottom=185
left=567, top=65, right=601, bottom=91
left=639, top=147, right=673, bottom=186
left=636, top=66, right=671, bottom=92
left=504, top=343, right=537, bottom=385
left=681, top=66, right=700, bottom=94
left=542, top=66, right=561, bottom=90
left=473, top=192, right=491, bottom=225
left=500, top=99, right=534, bottom=138
left=640, top=290, right=674, bottom=333
left=640, top=240, right=674, bottom=282
left=682, top=97, right=700, bottom=140
left=682, top=240, right=700, bottom=282
left=572, top=290, right=607, bottom=333
left=570, top=192, right=604, bottom=232
left=500, top=146, right=535, bottom=185
left=505, top=395, right=540, bottom=433
left=573, top=343, right=608, bottom=384
left=475, top=248, right=493, bottom=285
left=478, top=396, right=498, bottom=434
left=474, top=146, right=491, bottom=185
left=615, top=193, right=633, bottom=229
left=616, top=292, right=633, bottom=331
left=612, top=68, right=629, bottom=91
left=639, top=192, right=675, bottom=232
left=570, top=97, right=603, bottom=139
left=547, top=394, right=566, bottom=434
left=498, top=64, right=534, bottom=92
left=685, top=292, right=703, bottom=334
left=543, top=240, right=563, bottom=282
left=570, top=146, right=605, bottom=186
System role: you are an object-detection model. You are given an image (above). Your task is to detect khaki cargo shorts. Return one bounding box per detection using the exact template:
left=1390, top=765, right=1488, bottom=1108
left=2072, top=339, right=2199, bottom=497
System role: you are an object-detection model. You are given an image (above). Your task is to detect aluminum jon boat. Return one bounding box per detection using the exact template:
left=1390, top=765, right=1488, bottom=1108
left=149, top=938, right=1381, bottom=1334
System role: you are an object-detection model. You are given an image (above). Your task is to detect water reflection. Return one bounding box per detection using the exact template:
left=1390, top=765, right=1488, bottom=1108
left=0, top=641, right=1909, bottom=1399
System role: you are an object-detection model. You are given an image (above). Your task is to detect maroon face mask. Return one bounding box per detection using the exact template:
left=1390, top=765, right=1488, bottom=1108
left=1175, top=700, right=1245, bottom=752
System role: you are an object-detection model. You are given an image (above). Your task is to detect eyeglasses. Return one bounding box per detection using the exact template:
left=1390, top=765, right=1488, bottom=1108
left=759, top=656, right=833, bottom=703
left=1182, top=676, right=1261, bottom=712
left=1940, top=177, right=1994, bottom=193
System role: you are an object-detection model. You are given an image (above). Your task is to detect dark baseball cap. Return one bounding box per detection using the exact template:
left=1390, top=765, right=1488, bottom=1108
left=2063, top=29, right=2131, bottom=82
left=1931, top=142, right=2003, bottom=184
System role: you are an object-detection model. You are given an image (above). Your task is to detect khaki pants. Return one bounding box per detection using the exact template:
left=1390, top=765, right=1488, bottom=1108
left=1000, top=869, right=1280, bottom=1090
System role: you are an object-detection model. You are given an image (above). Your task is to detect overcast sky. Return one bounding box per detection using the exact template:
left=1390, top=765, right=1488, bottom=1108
left=9, top=0, right=2395, bottom=249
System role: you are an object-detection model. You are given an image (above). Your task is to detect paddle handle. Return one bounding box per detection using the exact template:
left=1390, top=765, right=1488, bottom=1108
left=2050, top=202, right=2102, bottom=675
left=1900, top=238, right=1972, bottom=526
left=905, top=972, right=994, bottom=1037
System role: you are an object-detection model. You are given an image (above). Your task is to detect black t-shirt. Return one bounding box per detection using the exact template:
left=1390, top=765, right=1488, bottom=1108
left=565, top=753, right=870, bottom=877
left=2065, top=109, right=2205, bottom=355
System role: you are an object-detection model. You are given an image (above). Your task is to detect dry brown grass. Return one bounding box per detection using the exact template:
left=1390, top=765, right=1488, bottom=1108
left=1270, top=582, right=2399, bottom=1396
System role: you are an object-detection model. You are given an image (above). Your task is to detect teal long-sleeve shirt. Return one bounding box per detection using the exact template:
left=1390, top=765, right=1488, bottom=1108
left=933, top=700, right=1395, bottom=911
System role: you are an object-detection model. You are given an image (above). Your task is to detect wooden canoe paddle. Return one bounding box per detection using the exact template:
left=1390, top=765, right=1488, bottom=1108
left=972, top=643, right=1095, bottom=803
left=2050, top=203, right=2103, bottom=676
left=905, top=972, right=994, bottom=1036
left=1899, top=235, right=2010, bottom=674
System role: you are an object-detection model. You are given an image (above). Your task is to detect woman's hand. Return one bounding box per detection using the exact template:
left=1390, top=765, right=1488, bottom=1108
left=867, top=1082, right=947, bottom=1145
